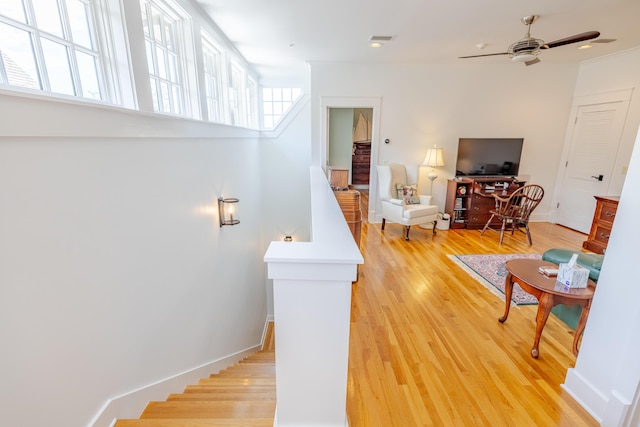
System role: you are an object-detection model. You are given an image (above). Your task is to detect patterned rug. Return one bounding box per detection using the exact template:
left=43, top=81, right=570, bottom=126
left=449, top=253, right=542, bottom=305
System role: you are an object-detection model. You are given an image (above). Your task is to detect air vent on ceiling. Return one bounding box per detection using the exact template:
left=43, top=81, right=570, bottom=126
left=369, top=35, right=394, bottom=42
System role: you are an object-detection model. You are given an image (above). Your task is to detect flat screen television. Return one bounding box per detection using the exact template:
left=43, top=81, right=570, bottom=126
left=454, top=138, right=524, bottom=177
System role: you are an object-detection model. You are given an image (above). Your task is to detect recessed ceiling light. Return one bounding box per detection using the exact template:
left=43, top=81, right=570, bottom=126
left=578, top=44, right=593, bottom=50
left=369, top=42, right=383, bottom=48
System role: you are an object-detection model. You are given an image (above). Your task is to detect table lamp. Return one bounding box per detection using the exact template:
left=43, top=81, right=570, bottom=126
left=422, top=145, right=445, bottom=195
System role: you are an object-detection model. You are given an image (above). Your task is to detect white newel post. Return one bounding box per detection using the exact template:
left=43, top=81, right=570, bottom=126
left=264, top=167, right=363, bottom=427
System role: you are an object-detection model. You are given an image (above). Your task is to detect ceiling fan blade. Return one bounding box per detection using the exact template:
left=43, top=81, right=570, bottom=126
left=458, top=52, right=508, bottom=59
left=524, top=58, right=541, bottom=66
left=541, top=31, right=600, bottom=49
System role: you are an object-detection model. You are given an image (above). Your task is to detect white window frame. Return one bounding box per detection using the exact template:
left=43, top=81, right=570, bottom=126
left=0, top=0, right=125, bottom=104
left=200, top=30, right=227, bottom=123
left=262, top=87, right=302, bottom=130
left=245, top=76, right=258, bottom=129
left=228, top=61, right=244, bottom=126
left=139, top=0, right=195, bottom=117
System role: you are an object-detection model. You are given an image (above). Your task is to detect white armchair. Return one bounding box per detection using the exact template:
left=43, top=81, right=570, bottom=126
left=377, top=163, right=439, bottom=240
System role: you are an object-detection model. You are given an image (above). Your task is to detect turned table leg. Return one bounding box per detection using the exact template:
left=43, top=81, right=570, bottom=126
left=531, top=293, right=554, bottom=359
left=499, top=272, right=514, bottom=323
left=573, top=300, right=592, bottom=356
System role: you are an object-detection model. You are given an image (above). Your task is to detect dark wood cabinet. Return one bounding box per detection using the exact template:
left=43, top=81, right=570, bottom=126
left=445, top=177, right=526, bottom=229
left=351, top=142, right=371, bottom=185
left=582, top=195, right=619, bottom=254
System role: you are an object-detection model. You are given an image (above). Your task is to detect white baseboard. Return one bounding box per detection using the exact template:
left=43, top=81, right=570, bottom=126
left=601, top=390, right=633, bottom=426
left=89, top=319, right=272, bottom=427
left=562, top=368, right=606, bottom=424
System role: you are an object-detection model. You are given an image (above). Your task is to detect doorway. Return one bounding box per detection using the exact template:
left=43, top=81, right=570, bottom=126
left=328, top=108, right=373, bottom=189
left=555, top=91, right=631, bottom=233
left=321, top=97, right=381, bottom=223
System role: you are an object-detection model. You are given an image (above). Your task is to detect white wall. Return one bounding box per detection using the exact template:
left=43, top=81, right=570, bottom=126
left=310, top=62, right=579, bottom=215
left=0, top=93, right=268, bottom=427
left=561, top=48, right=640, bottom=425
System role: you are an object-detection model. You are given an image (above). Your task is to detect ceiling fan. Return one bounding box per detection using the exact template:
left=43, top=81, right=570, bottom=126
left=459, top=15, right=601, bottom=66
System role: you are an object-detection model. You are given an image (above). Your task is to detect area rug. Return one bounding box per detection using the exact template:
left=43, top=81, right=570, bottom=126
left=449, top=253, right=542, bottom=305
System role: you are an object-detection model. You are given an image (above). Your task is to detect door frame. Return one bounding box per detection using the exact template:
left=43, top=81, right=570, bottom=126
left=320, top=97, right=381, bottom=223
left=551, top=89, right=633, bottom=226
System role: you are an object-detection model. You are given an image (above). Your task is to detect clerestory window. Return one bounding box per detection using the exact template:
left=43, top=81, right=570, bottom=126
left=201, top=31, right=225, bottom=123
left=0, top=0, right=111, bottom=101
left=262, top=87, right=302, bottom=129
left=139, top=0, right=189, bottom=116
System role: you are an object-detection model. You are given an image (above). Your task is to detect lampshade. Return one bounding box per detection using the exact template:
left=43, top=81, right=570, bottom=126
left=423, top=146, right=445, bottom=168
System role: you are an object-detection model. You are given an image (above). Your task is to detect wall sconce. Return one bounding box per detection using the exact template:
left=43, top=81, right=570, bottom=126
left=284, top=235, right=293, bottom=242
left=422, top=145, right=445, bottom=195
left=218, top=197, right=239, bottom=227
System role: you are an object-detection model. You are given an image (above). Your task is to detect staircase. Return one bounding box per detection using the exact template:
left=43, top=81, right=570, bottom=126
left=115, top=325, right=276, bottom=427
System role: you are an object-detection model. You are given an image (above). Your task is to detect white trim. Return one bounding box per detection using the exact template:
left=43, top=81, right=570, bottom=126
left=563, top=368, right=606, bottom=424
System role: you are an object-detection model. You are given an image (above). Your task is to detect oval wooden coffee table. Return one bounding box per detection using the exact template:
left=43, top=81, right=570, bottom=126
left=499, top=259, right=596, bottom=358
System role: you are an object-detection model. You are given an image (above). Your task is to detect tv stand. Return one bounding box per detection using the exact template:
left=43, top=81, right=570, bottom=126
left=445, top=177, right=526, bottom=229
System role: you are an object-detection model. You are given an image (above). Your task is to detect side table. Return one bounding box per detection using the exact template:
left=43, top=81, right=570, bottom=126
left=500, top=259, right=596, bottom=358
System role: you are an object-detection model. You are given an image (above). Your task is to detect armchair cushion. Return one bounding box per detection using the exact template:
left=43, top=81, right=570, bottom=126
left=403, top=203, right=438, bottom=219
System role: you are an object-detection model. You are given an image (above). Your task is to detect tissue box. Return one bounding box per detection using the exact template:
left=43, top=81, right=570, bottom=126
left=557, top=262, right=589, bottom=288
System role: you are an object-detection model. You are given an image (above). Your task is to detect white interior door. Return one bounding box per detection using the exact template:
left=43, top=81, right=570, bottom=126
left=556, top=100, right=629, bottom=233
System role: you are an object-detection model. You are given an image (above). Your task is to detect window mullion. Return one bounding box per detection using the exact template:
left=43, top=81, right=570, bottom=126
left=58, top=1, right=83, bottom=97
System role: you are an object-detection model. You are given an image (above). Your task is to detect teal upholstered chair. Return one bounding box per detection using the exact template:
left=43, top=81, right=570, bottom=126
left=541, top=248, right=604, bottom=282
left=541, top=248, right=604, bottom=329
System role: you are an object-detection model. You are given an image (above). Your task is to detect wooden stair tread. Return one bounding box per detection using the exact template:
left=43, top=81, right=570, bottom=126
left=168, top=392, right=275, bottom=401
left=183, top=385, right=275, bottom=393
left=140, top=401, right=275, bottom=419
left=116, top=323, right=276, bottom=426
left=212, top=365, right=275, bottom=377
left=115, top=419, right=274, bottom=426
left=197, top=378, right=275, bottom=386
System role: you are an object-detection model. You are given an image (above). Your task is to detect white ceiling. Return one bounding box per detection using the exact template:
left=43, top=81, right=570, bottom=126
left=195, top=0, right=640, bottom=83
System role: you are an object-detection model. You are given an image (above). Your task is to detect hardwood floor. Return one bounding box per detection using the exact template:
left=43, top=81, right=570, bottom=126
left=118, top=189, right=598, bottom=425
left=347, top=218, right=598, bottom=426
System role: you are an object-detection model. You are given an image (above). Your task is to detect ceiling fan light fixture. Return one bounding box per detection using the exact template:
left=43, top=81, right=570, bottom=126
left=511, top=52, right=537, bottom=62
